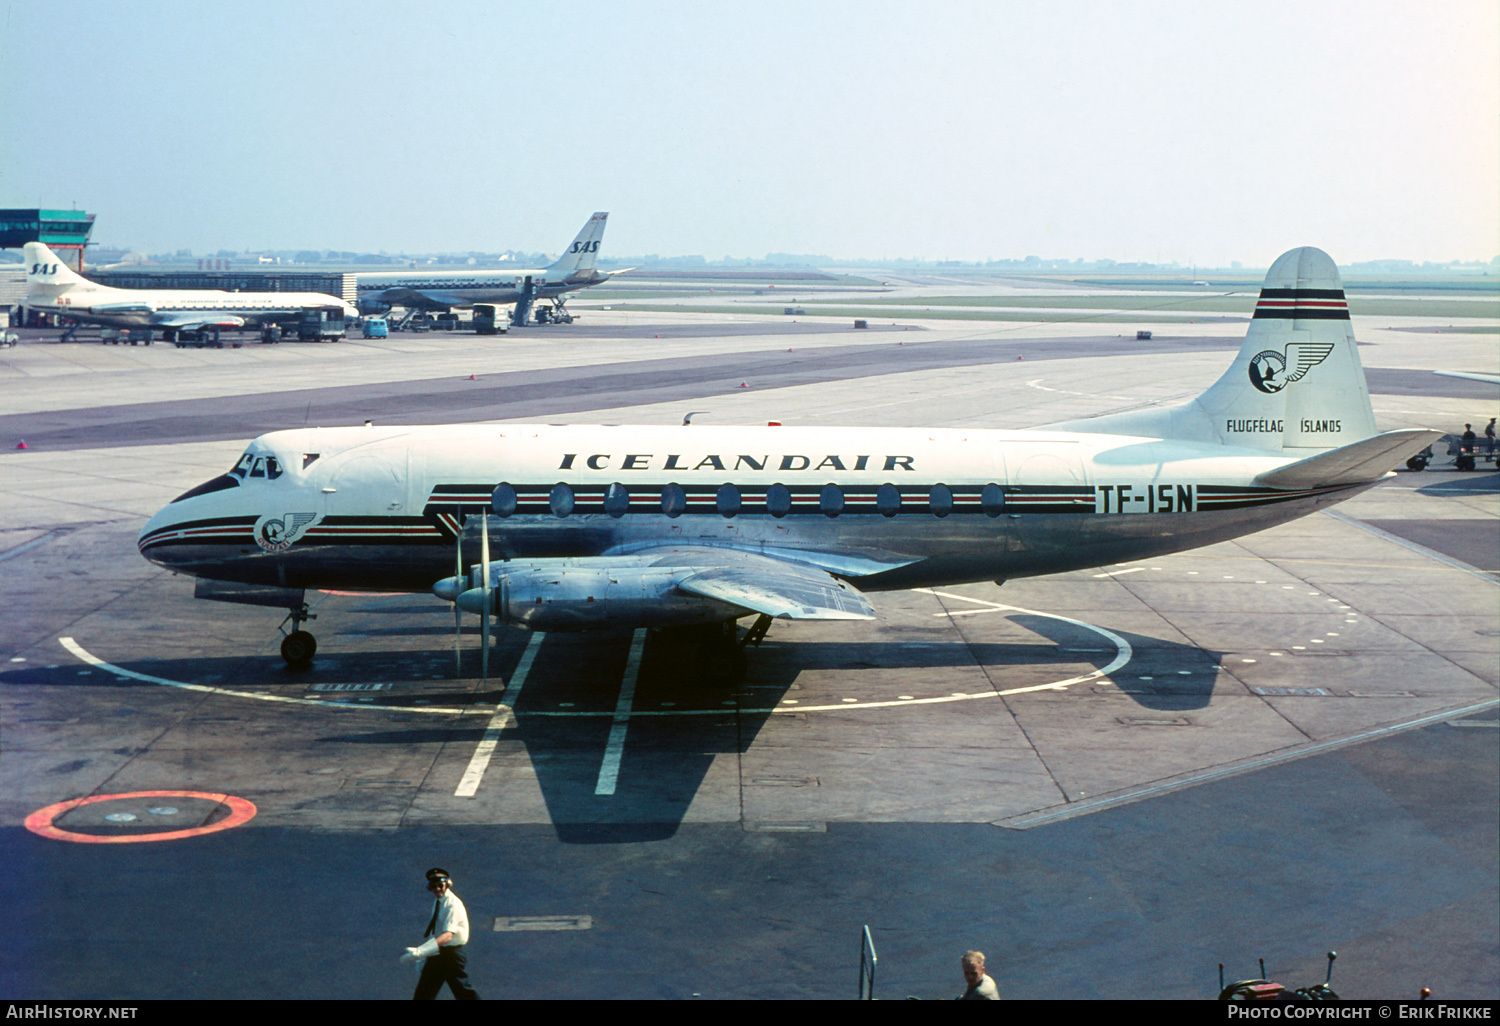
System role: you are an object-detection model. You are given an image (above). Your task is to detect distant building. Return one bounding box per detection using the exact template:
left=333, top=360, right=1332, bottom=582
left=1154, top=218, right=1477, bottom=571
left=0, top=208, right=96, bottom=270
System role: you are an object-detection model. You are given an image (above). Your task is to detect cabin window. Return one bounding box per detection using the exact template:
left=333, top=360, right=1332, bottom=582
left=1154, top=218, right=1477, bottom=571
left=876, top=483, right=901, bottom=517
left=550, top=483, right=574, bottom=518
left=766, top=483, right=791, bottom=519
left=820, top=483, right=843, bottom=518
left=491, top=483, right=517, bottom=518
left=604, top=482, right=629, bottom=519
left=661, top=483, right=686, bottom=518
left=981, top=483, right=1006, bottom=517
left=717, top=483, right=740, bottom=518
left=929, top=483, right=953, bottom=518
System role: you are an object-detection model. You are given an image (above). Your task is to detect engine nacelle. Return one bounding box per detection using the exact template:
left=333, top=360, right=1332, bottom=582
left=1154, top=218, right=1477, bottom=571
left=456, top=565, right=744, bottom=631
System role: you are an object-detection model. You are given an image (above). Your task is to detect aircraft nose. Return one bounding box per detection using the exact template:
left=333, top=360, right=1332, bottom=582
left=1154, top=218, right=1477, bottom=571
left=138, top=503, right=183, bottom=566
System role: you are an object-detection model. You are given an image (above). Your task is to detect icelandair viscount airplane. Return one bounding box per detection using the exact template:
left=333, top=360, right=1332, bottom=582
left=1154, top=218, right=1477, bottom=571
left=354, top=212, right=619, bottom=316
left=22, top=243, right=357, bottom=341
left=140, top=247, right=1439, bottom=667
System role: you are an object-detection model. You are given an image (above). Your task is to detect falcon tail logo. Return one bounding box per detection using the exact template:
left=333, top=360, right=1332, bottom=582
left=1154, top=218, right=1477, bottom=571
left=255, top=512, right=317, bottom=553
left=1248, top=342, right=1334, bottom=394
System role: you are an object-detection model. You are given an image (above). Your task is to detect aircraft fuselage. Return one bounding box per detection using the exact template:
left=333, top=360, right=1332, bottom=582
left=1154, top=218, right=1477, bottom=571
left=138, top=423, right=1371, bottom=596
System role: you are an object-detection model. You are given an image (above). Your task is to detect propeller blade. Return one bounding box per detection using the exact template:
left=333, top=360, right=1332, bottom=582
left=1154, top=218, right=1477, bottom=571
left=453, top=520, right=463, bottom=678
left=480, top=509, right=491, bottom=682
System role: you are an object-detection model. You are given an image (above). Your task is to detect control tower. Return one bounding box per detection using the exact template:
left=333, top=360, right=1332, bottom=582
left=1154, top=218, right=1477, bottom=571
left=0, top=209, right=96, bottom=270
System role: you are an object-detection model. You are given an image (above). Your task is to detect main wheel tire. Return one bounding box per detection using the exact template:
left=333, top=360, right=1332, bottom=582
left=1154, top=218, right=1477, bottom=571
left=281, top=630, right=317, bottom=667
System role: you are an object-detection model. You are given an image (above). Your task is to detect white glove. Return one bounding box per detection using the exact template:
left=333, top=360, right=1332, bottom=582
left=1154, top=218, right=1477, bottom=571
left=399, top=937, right=441, bottom=963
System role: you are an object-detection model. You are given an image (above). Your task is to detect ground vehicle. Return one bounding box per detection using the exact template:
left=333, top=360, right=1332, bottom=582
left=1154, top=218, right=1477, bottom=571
left=473, top=303, right=510, bottom=334
left=102, top=327, right=154, bottom=346
left=362, top=318, right=389, bottom=339
left=297, top=306, right=347, bottom=341
left=1405, top=446, right=1432, bottom=471
left=1218, top=953, right=1339, bottom=1001
left=472, top=304, right=508, bottom=335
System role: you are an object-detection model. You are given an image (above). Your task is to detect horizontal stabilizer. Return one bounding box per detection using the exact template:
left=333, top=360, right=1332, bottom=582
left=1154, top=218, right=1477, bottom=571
left=677, top=565, right=876, bottom=620
left=1254, top=429, right=1443, bottom=489
left=1435, top=370, right=1500, bottom=386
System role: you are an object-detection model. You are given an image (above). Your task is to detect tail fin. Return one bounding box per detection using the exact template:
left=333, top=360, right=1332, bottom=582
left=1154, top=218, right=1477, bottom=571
left=1057, top=246, right=1378, bottom=453
left=23, top=242, right=90, bottom=292
left=546, top=212, right=608, bottom=276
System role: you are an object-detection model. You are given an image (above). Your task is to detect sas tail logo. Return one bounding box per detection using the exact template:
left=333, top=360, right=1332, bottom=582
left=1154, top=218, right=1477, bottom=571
left=30, top=263, right=60, bottom=276
left=1248, top=342, right=1334, bottom=394
left=569, top=240, right=601, bottom=254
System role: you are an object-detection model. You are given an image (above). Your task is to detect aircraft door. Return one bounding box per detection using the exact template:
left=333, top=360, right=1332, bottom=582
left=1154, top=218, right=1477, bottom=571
left=1008, top=444, right=1088, bottom=568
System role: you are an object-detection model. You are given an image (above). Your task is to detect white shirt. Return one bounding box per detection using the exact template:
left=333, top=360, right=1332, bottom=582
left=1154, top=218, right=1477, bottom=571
left=432, top=889, right=470, bottom=947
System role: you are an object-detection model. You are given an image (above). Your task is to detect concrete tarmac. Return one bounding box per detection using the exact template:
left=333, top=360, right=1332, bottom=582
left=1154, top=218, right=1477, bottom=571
left=0, top=310, right=1495, bottom=999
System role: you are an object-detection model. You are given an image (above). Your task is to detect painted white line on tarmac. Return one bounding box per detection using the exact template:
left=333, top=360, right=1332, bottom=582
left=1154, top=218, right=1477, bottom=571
left=59, top=636, right=481, bottom=716
left=595, top=629, right=647, bottom=796
left=1003, top=698, right=1500, bottom=830
left=60, top=598, right=1130, bottom=719
left=454, top=633, right=543, bottom=797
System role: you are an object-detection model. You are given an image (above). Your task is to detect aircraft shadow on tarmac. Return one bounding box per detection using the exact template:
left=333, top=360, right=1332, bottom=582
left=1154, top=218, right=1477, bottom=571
left=1416, top=469, right=1499, bottom=495
left=7, top=619, right=1219, bottom=844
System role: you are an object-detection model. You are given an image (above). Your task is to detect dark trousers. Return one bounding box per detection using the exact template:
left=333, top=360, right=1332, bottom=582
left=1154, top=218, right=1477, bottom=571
left=413, top=945, right=479, bottom=1000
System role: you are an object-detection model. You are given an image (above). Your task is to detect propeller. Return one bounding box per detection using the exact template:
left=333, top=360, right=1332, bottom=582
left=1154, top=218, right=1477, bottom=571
left=480, top=508, right=491, bottom=682
left=452, top=518, right=464, bottom=677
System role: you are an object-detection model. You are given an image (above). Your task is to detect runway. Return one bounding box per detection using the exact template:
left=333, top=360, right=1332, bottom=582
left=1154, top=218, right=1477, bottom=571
left=0, top=309, right=1495, bottom=999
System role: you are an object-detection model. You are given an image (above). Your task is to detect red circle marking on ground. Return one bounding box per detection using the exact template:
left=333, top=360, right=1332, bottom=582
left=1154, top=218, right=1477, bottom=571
left=24, top=791, right=257, bottom=844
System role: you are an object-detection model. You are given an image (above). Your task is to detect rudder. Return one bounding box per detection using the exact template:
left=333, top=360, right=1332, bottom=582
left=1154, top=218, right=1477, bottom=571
left=547, top=212, right=609, bottom=275
left=1195, top=246, right=1376, bottom=452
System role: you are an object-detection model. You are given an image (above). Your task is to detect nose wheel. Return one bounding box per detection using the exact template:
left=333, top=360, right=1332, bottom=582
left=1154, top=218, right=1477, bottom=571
left=279, top=602, right=317, bottom=667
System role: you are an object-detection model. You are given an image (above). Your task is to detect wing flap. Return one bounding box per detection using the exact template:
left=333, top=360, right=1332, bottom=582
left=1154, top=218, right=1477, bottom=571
left=676, top=564, right=876, bottom=620
left=1254, top=429, right=1444, bottom=489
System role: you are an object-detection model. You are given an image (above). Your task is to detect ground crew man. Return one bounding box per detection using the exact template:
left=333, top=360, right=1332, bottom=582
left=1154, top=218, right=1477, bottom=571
left=957, top=950, right=1001, bottom=999
left=400, top=867, right=479, bottom=1000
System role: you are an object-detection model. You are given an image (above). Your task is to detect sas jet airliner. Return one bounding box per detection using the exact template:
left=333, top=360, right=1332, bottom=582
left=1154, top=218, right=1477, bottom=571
left=355, top=212, right=619, bottom=316
left=139, top=247, right=1439, bottom=667
left=22, top=243, right=357, bottom=341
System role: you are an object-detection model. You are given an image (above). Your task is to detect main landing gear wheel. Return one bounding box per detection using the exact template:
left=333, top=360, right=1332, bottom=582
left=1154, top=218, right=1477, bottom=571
left=281, top=630, right=317, bottom=667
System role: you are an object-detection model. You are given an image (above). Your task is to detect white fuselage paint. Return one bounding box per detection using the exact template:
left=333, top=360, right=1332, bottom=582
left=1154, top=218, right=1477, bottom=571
left=138, top=420, right=1372, bottom=599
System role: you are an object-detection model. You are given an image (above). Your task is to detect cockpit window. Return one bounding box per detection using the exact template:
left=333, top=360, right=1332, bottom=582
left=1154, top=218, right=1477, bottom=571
left=230, top=453, right=255, bottom=479
left=233, top=452, right=284, bottom=481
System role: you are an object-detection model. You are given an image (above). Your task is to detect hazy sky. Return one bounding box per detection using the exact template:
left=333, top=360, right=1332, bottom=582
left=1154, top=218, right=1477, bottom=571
left=3, top=1, right=1496, bottom=266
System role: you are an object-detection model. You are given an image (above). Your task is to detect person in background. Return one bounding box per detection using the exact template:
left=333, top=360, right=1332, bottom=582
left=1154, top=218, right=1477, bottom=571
left=957, top=950, right=1000, bottom=1000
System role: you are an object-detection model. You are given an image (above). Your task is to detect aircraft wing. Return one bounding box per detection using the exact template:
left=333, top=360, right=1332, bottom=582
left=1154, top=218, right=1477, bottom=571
left=148, top=311, right=247, bottom=330
left=637, top=547, right=877, bottom=620
left=1254, top=428, right=1445, bottom=489
left=88, top=301, right=158, bottom=315
left=365, top=287, right=472, bottom=309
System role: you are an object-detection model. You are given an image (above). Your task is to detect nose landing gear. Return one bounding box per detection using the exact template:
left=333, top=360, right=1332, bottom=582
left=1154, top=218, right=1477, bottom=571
left=279, top=601, right=317, bottom=667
